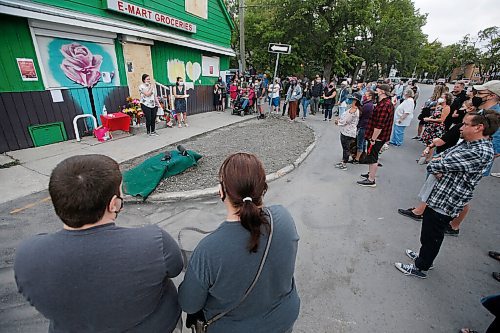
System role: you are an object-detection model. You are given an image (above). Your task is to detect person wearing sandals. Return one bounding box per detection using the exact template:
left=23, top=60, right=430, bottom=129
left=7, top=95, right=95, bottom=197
left=335, top=93, right=361, bottom=170
left=178, top=153, right=300, bottom=333
left=174, top=77, right=190, bottom=128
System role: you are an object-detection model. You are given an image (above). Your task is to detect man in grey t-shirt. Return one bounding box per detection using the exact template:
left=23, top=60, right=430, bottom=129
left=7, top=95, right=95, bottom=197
left=14, top=154, right=183, bottom=332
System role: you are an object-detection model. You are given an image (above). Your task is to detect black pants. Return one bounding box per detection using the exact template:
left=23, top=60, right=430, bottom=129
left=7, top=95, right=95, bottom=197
left=340, top=133, right=355, bottom=163
left=324, top=104, right=333, bottom=119
left=141, top=104, right=158, bottom=133
left=415, top=207, right=452, bottom=271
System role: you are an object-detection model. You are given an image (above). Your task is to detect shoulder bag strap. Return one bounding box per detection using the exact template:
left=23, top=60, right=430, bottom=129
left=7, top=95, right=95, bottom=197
left=205, top=207, right=274, bottom=326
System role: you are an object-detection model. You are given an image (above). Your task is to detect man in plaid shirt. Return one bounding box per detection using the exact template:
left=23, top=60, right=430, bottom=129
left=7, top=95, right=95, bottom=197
left=357, top=84, right=395, bottom=187
left=395, top=110, right=498, bottom=278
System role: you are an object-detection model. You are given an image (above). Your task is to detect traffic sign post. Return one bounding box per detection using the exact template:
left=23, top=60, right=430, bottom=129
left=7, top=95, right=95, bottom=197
left=268, top=43, right=292, bottom=97
left=268, top=43, right=291, bottom=54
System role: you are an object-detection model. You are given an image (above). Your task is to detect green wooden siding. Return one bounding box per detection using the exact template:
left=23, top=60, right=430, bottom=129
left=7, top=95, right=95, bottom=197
left=114, top=40, right=128, bottom=86
left=151, top=41, right=229, bottom=86
left=30, top=0, right=232, bottom=47
left=0, top=14, right=45, bottom=93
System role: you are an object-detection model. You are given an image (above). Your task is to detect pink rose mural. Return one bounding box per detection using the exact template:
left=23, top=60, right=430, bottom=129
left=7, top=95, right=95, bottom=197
left=60, top=43, right=103, bottom=88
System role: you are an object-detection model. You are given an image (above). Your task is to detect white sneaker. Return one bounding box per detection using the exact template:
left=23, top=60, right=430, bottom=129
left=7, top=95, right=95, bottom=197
left=491, top=172, right=500, bottom=178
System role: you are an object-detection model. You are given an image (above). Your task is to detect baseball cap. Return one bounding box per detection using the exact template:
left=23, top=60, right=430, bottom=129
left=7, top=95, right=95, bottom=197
left=377, top=84, right=393, bottom=96
left=473, top=80, right=500, bottom=97
left=347, top=93, right=362, bottom=102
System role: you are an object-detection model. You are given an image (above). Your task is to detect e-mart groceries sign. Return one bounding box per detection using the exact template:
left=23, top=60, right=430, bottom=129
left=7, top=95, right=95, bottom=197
left=106, top=0, right=197, bottom=33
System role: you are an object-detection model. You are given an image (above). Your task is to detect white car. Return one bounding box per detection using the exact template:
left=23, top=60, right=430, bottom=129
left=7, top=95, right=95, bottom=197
left=461, top=78, right=471, bottom=85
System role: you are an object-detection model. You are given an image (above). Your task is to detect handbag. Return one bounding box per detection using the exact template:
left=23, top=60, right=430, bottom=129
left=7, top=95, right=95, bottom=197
left=186, top=208, right=275, bottom=333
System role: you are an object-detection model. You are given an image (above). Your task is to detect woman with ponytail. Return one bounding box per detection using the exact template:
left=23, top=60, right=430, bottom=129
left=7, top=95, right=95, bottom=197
left=179, top=153, right=300, bottom=333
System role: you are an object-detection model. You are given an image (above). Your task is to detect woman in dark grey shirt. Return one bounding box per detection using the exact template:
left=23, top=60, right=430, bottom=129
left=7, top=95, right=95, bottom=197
left=179, top=153, right=300, bottom=333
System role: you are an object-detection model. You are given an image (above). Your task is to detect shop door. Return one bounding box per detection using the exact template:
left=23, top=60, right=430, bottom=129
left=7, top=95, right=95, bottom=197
left=122, top=43, right=154, bottom=99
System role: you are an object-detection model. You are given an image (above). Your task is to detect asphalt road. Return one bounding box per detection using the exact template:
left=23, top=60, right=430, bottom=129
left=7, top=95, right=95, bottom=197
left=1, top=84, right=499, bottom=332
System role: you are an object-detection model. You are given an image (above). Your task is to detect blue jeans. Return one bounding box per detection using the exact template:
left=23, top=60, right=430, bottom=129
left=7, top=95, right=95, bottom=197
left=338, top=106, right=347, bottom=117
left=301, top=98, right=310, bottom=118
left=356, top=127, right=367, bottom=152
left=390, top=124, right=406, bottom=146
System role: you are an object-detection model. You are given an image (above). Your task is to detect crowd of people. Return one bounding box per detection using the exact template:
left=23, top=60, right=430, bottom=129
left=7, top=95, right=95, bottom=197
left=12, top=70, right=500, bottom=332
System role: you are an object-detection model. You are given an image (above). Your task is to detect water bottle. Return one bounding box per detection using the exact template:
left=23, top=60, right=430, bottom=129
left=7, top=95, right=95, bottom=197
left=102, top=105, right=108, bottom=116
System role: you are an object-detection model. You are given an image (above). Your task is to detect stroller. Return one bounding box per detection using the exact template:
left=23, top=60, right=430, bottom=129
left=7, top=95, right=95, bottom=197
left=231, top=91, right=253, bottom=116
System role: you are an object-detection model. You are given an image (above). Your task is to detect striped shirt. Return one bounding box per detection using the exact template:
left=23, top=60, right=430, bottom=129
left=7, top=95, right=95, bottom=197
left=426, top=139, right=494, bottom=217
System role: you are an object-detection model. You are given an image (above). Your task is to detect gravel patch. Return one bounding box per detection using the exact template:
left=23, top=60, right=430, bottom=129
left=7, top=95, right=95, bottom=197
left=121, top=115, right=315, bottom=194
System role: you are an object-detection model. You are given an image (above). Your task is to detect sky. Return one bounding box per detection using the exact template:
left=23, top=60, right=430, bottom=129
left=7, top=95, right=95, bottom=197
left=412, top=0, right=500, bottom=45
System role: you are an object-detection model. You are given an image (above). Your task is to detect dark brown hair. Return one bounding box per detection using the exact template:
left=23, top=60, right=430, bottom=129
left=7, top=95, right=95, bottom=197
left=49, top=154, right=122, bottom=228
left=467, top=110, right=500, bottom=136
left=141, top=74, right=149, bottom=82
left=219, top=153, right=269, bottom=253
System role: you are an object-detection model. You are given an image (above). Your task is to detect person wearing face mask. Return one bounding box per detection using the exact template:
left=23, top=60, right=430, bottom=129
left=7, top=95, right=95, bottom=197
left=174, top=77, right=190, bottom=128
left=354, top=90, right=375, bottom=163
left=472, top=80, right=500, bottom=177
left=322, top=81, right=337, bottom=121
left=14, top=155, right=184, bottom=333
left=336, top=81, right=350, bottom=117
left=179, top=153, right=300, bottom=333
left=310, top=76, right=323, bottom=115
left=389, top=89, right=415, bottom=146
left=268, top=78, right=281, bottom=114
left=420, top=93, right=453, bottom=162
left=214, top=77, right=224, bottom=112
left=285, top=77, right=303, bottom=122
left=335, top=93, right=361, bottom=170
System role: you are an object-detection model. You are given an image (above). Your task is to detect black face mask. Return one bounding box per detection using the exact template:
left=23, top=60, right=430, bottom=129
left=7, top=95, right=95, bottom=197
left=471, top=96, right=484, bottom=108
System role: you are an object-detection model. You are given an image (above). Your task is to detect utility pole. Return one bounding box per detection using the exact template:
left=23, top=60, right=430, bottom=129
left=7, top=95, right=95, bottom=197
left=239, top=0, right=246, bottom=73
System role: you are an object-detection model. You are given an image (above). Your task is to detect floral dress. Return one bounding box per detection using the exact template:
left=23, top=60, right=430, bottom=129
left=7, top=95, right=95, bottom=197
left=421, top=106, right=445, bottom=145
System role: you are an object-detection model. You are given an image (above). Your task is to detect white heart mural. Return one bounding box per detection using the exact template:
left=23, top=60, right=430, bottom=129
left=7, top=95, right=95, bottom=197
left=186, top=61, right=201, bottom=82
left=167, top=59, right=185, bottom=84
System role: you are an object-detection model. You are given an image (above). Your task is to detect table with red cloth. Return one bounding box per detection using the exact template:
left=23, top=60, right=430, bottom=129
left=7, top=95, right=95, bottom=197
left=100, top=113, right=131, bottom=132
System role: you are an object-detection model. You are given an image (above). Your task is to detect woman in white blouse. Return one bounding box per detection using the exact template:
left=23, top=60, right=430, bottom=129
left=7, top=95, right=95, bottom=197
left=335, top=93, right=361, bottom=170
left=139, top=74, right=160, bottom=136
left=389, top=89, right=415, bottom=146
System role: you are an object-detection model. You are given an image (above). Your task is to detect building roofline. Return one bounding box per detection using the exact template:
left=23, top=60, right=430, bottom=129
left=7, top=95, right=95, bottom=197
left=0, top=0, right=236, bottom=56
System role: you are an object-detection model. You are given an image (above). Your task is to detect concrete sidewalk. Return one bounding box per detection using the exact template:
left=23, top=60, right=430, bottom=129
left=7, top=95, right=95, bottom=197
left=0, top=111, right=250, bottom=205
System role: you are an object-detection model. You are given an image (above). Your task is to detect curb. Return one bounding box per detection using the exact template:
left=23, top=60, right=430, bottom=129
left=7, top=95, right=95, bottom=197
left=128, top=127, right=317, bottom=203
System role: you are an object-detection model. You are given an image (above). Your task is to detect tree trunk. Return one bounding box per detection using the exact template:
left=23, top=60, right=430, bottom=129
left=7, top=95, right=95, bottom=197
left=323, top=62, right=332, bottom=83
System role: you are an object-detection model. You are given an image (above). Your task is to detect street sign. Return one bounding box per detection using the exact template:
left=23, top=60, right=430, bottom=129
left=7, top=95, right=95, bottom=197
left=268, top=43, right=291, bottom=54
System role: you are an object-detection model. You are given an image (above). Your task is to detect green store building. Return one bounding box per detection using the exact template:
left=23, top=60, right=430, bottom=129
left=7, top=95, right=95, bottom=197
left=0, top=0, right=234, bottom=153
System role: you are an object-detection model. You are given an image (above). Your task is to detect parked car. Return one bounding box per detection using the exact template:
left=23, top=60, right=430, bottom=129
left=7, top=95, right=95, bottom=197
left=461, top=78, right=471, bottom=85
left=436, top=78, right=446, bottom=84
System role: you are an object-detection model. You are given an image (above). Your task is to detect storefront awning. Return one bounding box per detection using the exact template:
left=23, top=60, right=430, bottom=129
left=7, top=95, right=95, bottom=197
left=0, top=0, right=236, bottom=57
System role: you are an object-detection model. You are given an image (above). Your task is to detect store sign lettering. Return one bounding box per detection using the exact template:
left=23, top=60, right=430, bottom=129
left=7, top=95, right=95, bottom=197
left=106, top=0, right=196, bottom=33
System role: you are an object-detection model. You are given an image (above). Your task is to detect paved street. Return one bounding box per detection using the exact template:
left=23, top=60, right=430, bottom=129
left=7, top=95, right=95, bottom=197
left=1, top=84, right=499, bottom=332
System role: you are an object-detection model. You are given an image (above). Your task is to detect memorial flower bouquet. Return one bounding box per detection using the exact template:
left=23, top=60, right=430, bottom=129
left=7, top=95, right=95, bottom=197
left=119, top=97, right=143, bottom=124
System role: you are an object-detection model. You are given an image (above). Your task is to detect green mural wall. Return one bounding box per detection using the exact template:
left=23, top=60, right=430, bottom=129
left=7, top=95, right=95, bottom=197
left=30, top=0, right=233, bottom=47
left=151, top=41, right=229, bottom=86
left=0, top=15, right=45, bottom=93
